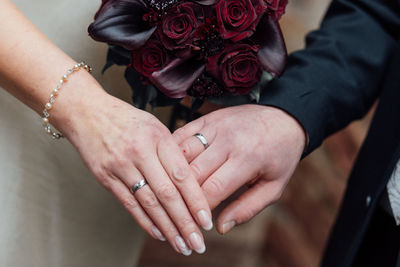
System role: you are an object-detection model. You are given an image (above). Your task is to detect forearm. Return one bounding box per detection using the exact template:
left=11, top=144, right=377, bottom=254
left=260, top=0, right=400, bottom=155
left=0, top=0, right=107, bottom=135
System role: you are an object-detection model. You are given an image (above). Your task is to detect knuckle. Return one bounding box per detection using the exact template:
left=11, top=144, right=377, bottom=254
left=120, top=196, right=139, bottom=210
left=173, top=127, right=185, bottom=139
left=233, top=200, right=255, bottom=224
left=239, top=208, right=255, bottom=224
left=177, top=217, right=197, bottom=232
left=162, top=226, right=180, bottom=239
left=190, top=163, right=202, bottom=181
left=92, top=165, right=116, bottom=190
left=140, top=193, right=159, bottom=209
left=112, top=155, right=130, bottom=169
left=205, top=178, right=224, bottom=198
left=100, top=178, right=113, bottom=191
left=156, top=183, right=179, bottom=202
left=173, top=166, right=190, bottom=182
left=92, top=165, right=107, bottom=181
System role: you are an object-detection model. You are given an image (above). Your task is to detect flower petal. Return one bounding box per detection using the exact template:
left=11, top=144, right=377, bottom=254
left=151, top=57, right=205, bottom=98
left=252, top=15, right=287, bottom=76
left=192, top=0, right=217, bottom=5
left=88, top=0, right=156, bottom=50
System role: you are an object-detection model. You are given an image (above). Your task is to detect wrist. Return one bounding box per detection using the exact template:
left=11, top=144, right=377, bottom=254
left=261, top=105, right=308, bottom=158
left=47, top=68, right=110, bottom=139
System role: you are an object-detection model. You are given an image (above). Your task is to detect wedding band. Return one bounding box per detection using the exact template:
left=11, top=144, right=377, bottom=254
left=194, top=133, right=209, bottom=149
left=131, top=179, right=148, bottom=194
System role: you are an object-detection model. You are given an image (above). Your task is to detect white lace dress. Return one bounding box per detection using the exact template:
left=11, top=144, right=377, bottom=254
left=0, top=1, right=145, bottom=266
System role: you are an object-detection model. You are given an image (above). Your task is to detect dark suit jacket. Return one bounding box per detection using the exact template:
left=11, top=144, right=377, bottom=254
left=259, top=0, right=400, bottom=266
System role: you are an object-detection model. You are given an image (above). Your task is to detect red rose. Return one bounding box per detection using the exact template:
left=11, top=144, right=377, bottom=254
left=159, top=2, right=203, bottom=50
left=265, top=0, right=288, bottom=19
left=207, top=44, right=262, bottom=95
left=131, top=39, right=170, bottom=77
left=216, top=0, right=267, bottom=42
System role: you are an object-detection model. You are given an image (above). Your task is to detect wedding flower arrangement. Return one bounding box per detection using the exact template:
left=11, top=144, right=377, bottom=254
left=89, top=0, right=288, bottom=108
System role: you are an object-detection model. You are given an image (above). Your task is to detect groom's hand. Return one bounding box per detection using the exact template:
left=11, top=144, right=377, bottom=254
left=173, top=105, right=306, bottom=234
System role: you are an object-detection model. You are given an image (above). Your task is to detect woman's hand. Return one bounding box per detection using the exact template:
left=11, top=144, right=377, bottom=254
left=0, top=0, right=210, bottom=256
left=173, top=104, right=306, bottom=234
left=53, top=80, right=212, bottom=255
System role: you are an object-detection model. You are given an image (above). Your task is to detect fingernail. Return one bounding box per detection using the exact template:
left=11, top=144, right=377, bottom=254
left=221, top=221, right=236, bottom=234
left=197, top=210, right=213, bottom=231
left=189, top=232, right=206, bottom=254
left=151, top=226, right=166, bottom=241
left=175, top=236, right=192, bottom=256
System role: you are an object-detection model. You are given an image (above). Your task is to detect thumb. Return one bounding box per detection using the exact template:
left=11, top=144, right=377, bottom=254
left=216, top=179, right=284, bottom=234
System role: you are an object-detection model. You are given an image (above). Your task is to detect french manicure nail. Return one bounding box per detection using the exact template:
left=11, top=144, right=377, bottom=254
left=221, top=221, right=236, bottom=234
left=197, top=210, right=213, bottom=231
left=151, top=226, right=166, bottom=241
left=175, top=236, right=192, bottom=256
left=189, top=232, right=206, bottom=254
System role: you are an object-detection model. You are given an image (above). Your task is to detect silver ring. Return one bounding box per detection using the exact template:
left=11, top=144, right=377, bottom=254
left=131, top=179, right=148, bottom=194
left=194, top=133, right=209, bottom=149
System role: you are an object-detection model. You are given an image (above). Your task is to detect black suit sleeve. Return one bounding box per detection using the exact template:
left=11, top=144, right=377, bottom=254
left=259, top=0, right=400, bottom=156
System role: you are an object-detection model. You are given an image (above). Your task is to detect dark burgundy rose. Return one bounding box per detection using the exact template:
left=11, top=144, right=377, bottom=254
left=159, top=2, right=203, bottom=50
left=207, top=44, right=263, bottom=95
left=264, top=0, right=288, bottom=19
left=216, top=0, right=267, bottom=42
left=131, top=39, right=170, bottom=77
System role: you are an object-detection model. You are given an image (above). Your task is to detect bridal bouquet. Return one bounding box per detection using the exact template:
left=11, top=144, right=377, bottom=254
left=89, top=0, right=288, bottom=108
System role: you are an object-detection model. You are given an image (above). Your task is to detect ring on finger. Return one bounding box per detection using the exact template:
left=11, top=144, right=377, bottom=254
left=193, top=133, right=209, bottom=149
left=131, top=179, right=148, bottom=194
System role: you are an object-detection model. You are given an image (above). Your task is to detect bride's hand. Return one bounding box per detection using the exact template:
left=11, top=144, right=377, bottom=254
left=53, top=77, right=212, bottom=255
left=0, top=0, right=210, bottom=256
left=173, top=104, right=305, bottom=234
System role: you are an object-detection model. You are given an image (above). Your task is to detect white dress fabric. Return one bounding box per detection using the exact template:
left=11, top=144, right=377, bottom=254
left=0, top=1, right=145, bottom=266
left=387, top=160, right=400, bottom=225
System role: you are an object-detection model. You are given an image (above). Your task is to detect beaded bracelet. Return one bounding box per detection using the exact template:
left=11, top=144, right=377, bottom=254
left=41, top=62, right=92, bottom=139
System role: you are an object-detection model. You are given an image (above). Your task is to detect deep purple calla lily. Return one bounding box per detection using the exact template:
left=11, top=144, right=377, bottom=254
left=252, top=14, right=287, bottom=76
left=151, top=57, right=205, bottom=98
left=88, top=0, right=156, bottom=50
left=192, top=0, right=218, bottom=5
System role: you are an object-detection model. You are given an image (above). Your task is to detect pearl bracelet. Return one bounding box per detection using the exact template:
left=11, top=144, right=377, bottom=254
left=41, top=62, right=92, bottom=139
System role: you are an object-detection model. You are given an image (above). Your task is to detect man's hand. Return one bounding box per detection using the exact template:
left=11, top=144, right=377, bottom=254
left=173, top=104, right=306, bottom=234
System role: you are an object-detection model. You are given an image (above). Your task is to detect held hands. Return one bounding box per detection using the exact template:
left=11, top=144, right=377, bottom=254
left=174, top=105, right=306, bottom=234
left=59, top=90, right=212, bottom=256
left=61, top=89, right=304, bottom=254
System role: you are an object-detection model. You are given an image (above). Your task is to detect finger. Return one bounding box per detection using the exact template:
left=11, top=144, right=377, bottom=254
left=113, top=167, right=192, bottom=256
left=180, top=134, right=210, bottom=163
left=138, top=153, right=208, bottom=254
left=215, top=179, right=283, bottom=234
left=172, top=116, right=206, bottom=144
left=201, top=158, right=258, bottom=210
left=104, top=174, right=166, bottom=242
left=175, top=123, right=217, bottom=164
left=189, top=142, right=229, bottom=184
left=157, top=137, right=214, bottom=232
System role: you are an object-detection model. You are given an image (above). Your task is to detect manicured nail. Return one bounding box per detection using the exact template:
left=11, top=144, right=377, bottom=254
left=221, top=221, right=236, bottom=234
left=175, top=236, right=192, bottom=256
left=189, top=232, right=206, bottom=254
left=197, top=210, right=213, bottom=231
left=151, top=226, right=166, bottom=241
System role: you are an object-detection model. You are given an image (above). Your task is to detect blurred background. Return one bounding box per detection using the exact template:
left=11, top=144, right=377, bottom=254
left=137, top=0, right=375, bottom=266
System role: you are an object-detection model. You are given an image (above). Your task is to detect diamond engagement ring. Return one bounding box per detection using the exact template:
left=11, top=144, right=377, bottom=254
left=194, top=133, right=209, bottom=149
left=131, top=179, right=148, bottom=194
